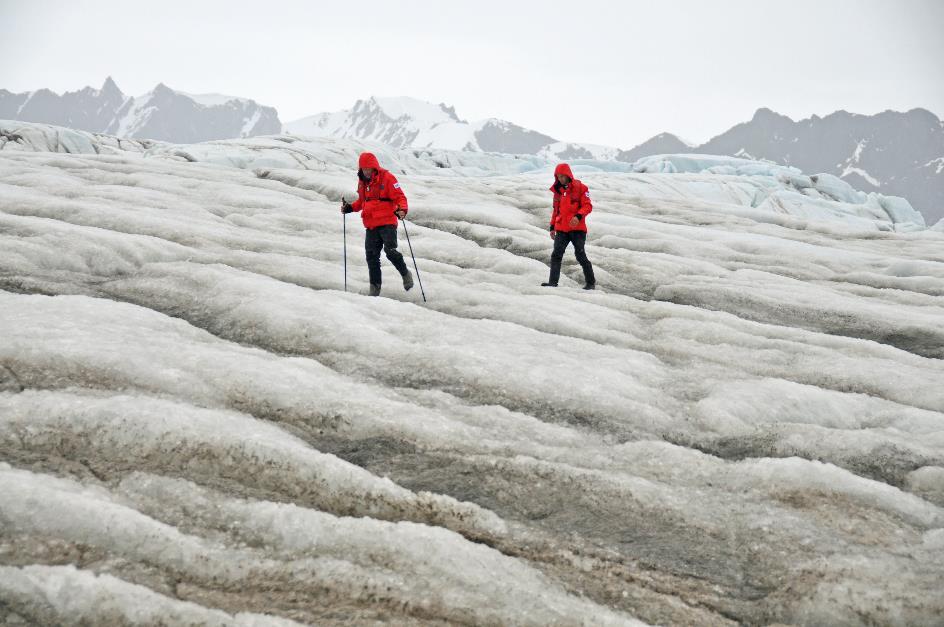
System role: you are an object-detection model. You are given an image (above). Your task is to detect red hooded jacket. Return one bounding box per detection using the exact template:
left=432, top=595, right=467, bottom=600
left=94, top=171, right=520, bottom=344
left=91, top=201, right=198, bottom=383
left=351, top=152, right=409, bottom=229
left=549, top=163, right=592, bottom=233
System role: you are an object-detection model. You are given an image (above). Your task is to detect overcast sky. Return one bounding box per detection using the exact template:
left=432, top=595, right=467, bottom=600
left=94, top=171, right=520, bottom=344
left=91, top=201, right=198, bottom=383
left=2, top=0, right=942, bottom=148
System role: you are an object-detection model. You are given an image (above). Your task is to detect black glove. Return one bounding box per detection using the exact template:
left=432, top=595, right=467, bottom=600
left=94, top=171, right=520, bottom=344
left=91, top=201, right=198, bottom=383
left=548, top=224, right=555, bottom=232
left=342, top=201, right=354, bottom=214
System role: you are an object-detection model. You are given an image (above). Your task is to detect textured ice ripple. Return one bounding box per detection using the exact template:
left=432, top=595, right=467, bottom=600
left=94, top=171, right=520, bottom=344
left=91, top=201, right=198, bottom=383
left=1, top=139, right=943, bottom=625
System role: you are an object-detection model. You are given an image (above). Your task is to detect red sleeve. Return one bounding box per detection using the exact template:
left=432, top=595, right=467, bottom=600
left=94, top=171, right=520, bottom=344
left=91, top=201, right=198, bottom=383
left=577, top=182, right=592, bottom=216
left=386, top=171, right=408, bottom=214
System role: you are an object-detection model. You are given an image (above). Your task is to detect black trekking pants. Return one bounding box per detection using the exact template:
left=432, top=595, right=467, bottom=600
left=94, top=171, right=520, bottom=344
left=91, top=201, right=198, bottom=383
left=548, top=230, right=595, bottom=285
left=365, top=224, right=408, bottom=285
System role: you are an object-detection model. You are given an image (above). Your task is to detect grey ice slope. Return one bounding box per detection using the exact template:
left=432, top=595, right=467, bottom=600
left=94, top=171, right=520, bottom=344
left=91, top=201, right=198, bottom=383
left=1, top=127, right=943, bottom=626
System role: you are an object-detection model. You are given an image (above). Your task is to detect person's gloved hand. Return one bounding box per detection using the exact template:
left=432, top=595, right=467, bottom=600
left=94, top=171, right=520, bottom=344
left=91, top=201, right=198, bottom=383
left=341, top=201, right=354, bottom=214
left=395, top=209, right=406, bottom=219
left=549, top=229, right=556, bottom=240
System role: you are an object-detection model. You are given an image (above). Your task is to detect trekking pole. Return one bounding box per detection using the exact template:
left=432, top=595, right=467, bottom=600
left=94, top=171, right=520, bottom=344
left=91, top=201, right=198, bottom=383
left=401, top=218, right=426, bottom=302
left=341, top=196, right=348, bottom=292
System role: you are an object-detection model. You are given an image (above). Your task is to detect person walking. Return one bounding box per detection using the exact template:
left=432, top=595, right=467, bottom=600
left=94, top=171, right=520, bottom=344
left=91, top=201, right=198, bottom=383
left=341, top=152, right=414, bottom=296
left=542, top=163, right=596, bottom=289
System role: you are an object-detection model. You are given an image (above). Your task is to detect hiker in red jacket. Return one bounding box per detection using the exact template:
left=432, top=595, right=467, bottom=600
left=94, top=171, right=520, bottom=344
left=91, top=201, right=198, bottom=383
left=341, top=152, right=413, bottom=296
left=542, top=163, right=596, bottom=289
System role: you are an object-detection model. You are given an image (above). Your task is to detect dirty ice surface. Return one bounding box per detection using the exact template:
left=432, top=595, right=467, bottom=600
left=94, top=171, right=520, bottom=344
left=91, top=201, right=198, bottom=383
left=1, top=121, right=943, bottom=625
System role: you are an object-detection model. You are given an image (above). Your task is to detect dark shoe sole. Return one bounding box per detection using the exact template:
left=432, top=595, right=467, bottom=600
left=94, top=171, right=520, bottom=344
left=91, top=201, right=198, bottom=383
left=541, top=283, right=558, bottom=287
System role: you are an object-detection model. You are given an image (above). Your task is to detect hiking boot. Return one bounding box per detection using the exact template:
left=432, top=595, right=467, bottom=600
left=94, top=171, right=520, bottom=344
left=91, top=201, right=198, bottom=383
left=369, top=283, right=381, bottom=297
left=583, top=282, right=596, bottom=290
left=541, top=282, right=558, bottom=287
left=402, top=269, right=414, bottom=291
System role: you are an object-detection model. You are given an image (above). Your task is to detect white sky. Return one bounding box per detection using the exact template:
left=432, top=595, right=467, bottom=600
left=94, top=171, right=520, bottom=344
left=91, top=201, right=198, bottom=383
left=2, top=0, right=942, bottom=148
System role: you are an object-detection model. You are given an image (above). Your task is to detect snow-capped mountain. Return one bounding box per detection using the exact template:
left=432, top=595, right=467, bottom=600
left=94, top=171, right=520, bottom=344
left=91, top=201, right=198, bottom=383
left=0, top=78, right=282, bottom=143
left=643, top=107, right=944, bottom=224
left=286, top=96, right=567, bottom=155
left=288, top=96, right=477, bottom=151
left=2, top=120, right=943, bottom=625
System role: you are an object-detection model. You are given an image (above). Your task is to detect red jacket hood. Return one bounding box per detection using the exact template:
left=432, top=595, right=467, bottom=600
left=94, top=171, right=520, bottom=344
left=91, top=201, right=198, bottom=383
left=554, top=163, right=575, bottom=181
left=359, top=152, right=381, bottom=170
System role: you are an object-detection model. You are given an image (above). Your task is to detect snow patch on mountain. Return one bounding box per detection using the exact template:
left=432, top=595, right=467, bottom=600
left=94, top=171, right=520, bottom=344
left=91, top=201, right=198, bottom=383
left=842, top=166, right=881, bottom=187
left=113, top=90, right=155, bottom=137
left=851, top=138, right=868, bottom=164
left=180, top=92, right=254, bottom=107
left=14, top=92, right=35, bottom=117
